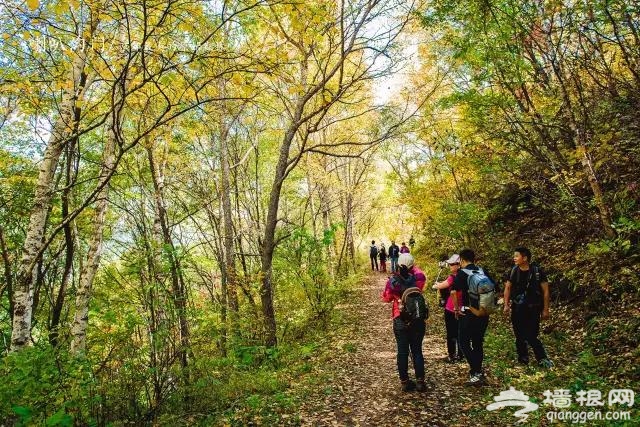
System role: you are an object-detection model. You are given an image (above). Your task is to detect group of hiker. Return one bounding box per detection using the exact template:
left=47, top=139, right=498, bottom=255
left=381, top=247, right=554, bottom=392
left=369, top=239, right=413, bottom=273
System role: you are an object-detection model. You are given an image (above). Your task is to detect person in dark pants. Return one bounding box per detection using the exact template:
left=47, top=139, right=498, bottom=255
left=381, top=253, right=427, bottom=392
left=369, top=240, right=379, bottom=271
left=388, top=241, right=400, bottom=272
left=432, top=254, right=463, bottom=362
left=379, top=243, right=388, bottom=273
left=451, top=248, right=491, bottom=386
left=503, top=247, right=554, bottom=368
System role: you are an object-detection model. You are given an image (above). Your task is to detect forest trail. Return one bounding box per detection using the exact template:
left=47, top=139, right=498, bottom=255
left=298, top=274, right=487, bottom=426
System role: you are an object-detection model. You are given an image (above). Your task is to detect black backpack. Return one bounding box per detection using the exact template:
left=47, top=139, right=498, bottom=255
left=509, top=265, right=542, bottom=306
left=370, top=245, right=379, bottom=257
left=391, top=275, right=429, bottom=324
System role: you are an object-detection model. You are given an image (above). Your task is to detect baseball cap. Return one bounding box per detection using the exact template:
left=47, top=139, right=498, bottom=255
left=398, top=253, right=414, bottom=268
left=446, top=254, right=460, bottom=264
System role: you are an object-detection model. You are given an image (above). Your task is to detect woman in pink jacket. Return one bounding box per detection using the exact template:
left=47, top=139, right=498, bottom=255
left=381, top=253, right=427, bottom=392
left=432, top=254, right=463, bottom=363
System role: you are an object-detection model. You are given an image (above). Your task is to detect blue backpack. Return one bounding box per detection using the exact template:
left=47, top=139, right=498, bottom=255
left=461, top=267, right=496, bottom=315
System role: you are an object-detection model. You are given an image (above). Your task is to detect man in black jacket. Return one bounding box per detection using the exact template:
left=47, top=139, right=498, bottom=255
left=451, top=248, right=492, bottom=386
left=369, top=240, right=379, bottom=271
left=503, top=247, right=554, bottom=368
left=388, top=241, right=400, bottom=273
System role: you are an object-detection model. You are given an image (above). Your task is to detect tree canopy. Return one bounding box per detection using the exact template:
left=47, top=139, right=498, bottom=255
left=0, top=0, right=638, bottom=424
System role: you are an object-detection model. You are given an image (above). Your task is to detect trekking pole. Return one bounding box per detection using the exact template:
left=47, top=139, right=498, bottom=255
left=434, top=265, right=445, bottom=306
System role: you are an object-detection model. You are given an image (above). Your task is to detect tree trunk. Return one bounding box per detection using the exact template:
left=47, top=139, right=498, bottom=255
left=70, top=112, right=117, bottom=355
left=319, top=182, right=335, bottom=279
left=147, top=145, right=190, bottom=373
left=219, top=118, right=239, bottom=343
left=11, top=20, right=95, bottom=352
left=260, top=126, right=298, bottom=347
left=577, top=137, right=616, bottom=239
left=50, top=141, right=77, bottom=347
left=345, top=194, right=356, bottom=273
left=543, top=30, right=617, bottom=240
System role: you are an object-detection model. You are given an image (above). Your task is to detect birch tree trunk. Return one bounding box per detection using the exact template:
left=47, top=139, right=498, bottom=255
left=11, top=37, right=93, bottom=352
left=70, top=107, right=119, bottom=354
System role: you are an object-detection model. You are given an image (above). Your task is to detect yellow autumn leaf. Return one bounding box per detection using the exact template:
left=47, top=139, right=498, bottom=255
left=54, top=1, right=67, bottom=14
left=231, top=74, right=244, bottom=86
left=26, top=0, right=39, bottom=11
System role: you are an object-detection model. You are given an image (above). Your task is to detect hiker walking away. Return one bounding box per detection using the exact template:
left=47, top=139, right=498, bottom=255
left=432, top=254, right=463, bottom=363
left=381, top=253, right=428, bottom=392
left=400, top=242, right=410, bottom=254
left=379, top=243, right=388, bottom=273
left=369, top=240, right=379, bottom=271
left=388, top=241, right=400, bottom=273
left=452, top=248, right=493, bottom=386
left=503, top=247, right=554, bottom=368
left=409, top=235, right=416, bottom=249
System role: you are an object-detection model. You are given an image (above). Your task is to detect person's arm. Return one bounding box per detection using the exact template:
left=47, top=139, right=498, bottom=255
left=451, top=274, right=464, bottom=319
left=432, top=279, right=450, bottom=290
left=451, top=291, right=463, bottom=319
left=381, top=288, right=395, bottom=303
left=468, top=306, right=484, bottom=316
left=382, top=278, right=401, bottom=303
left=541, top=281, right=550, bottom=319
left=433, top=273, right=455, bottom=290
left=503, top=280, right=512, bottom=314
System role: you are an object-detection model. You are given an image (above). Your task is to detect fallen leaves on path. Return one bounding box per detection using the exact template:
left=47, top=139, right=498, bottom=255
left=297, top=274, right=505, bottom=426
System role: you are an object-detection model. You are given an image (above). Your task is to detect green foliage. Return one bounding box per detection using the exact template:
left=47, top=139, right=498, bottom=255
left=274, top=224, right=345, bottom=331
left=484, top=312, right=638, bottom=426
left=0, top=345, right=96, bottom=425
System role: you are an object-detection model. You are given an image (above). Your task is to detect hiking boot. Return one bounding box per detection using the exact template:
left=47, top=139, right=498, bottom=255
left=539, top=358, right=555, bottom=369
left=416, top=379, right=427, bottom=392
left=401, top=379, right=416, bottom=392
left=465, top=373, right=484, bottom=387
left=517, top=357, right=529, bottom=365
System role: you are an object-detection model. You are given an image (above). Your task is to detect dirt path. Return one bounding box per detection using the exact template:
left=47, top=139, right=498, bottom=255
left=298, top=274, right=483, bottom=426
